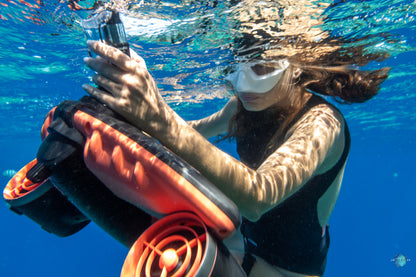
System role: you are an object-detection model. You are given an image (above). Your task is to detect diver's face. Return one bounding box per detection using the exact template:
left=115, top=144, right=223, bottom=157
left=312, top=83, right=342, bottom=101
left=238, top=84, right=285, bottom=111
left=226, top=60, right=290, bottom=111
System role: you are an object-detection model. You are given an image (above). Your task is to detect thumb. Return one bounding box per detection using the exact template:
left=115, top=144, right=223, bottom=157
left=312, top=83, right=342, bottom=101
left=129, top=48, right=147, bottom=69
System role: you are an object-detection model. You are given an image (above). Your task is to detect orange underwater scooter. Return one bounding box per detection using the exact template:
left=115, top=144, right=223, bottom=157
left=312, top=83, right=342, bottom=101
left=4, top=9, right=245, bottom=276
left=3, top=96, right=245, bottom=277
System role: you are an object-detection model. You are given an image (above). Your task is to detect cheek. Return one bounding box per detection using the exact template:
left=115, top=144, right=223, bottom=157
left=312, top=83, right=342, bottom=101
left=264, top=88, right=282, bottom=104
left=258, top=92, right=278, bottom=108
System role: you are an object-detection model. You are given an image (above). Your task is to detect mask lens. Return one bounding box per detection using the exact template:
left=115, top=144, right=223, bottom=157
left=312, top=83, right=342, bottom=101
left=250, top=64, right=276, bottom=76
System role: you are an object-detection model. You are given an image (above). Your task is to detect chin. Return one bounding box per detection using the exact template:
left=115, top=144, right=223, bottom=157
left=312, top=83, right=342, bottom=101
left=242, top=102, right=266, bottom=112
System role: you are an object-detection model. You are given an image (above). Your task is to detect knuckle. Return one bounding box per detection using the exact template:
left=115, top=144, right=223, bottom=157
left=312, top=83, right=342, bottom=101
left=119, top=99, right=130, bottom=110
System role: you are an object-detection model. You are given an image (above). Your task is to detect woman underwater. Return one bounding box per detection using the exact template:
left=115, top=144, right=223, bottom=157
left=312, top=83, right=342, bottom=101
left=82, top=38, right=389, bottom=276
left=81, top=0, right=392, bottom=271
left=78, top=2, right=394, bottom=277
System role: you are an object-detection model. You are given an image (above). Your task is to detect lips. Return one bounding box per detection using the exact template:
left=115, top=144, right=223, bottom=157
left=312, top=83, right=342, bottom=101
left=239, top=93, right=260, bottom=102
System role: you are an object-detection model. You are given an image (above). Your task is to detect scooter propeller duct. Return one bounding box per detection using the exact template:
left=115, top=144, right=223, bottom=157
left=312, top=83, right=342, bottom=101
left=121, top=212, right=246, bottom=277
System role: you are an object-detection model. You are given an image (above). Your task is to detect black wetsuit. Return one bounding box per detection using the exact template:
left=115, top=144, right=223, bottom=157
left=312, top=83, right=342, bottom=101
left=237, top=95, right=351, bottom=276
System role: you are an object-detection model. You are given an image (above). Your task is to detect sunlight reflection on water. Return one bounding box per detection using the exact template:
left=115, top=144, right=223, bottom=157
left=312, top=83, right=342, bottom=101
left=0, top=0, right=415, bottom=139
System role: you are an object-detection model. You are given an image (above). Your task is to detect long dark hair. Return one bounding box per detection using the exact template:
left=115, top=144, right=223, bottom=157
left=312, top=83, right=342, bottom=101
left=224, top=62, right=390, bottom=145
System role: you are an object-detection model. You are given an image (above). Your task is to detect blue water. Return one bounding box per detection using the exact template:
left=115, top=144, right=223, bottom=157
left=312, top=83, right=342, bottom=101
left=1, top=0, right=415, bottom=276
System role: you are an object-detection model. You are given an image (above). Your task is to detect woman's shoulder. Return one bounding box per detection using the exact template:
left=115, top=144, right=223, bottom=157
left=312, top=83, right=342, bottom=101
left=302, top=94, right=346, bottom=127
left=291, top=95, right=347, bottom=174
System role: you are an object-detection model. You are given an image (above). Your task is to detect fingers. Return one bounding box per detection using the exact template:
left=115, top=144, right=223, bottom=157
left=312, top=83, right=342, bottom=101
left=82, top=84, right=116, bottom=106
left=87, top=40, right=129, bottom=69
left=85, top=41, right=149, bottom=87
left=84, top=56, right=125, bottom=84
left=129, top=49, right=147, bottom=69
left=92, top=74, right=124, bottom=96
left=87, top=40, right=145, bottom=72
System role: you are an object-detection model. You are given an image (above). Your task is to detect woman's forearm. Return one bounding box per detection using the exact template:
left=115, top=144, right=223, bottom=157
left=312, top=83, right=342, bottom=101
left=147, top=103, right=343, bottom=221
left=150, top=107, right=263, bottom=219
left=188, top=97, right=237, bottom=138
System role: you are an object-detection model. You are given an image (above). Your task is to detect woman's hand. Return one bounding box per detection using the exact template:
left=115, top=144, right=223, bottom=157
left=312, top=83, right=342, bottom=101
left=82, top=40, right=171, bottom=134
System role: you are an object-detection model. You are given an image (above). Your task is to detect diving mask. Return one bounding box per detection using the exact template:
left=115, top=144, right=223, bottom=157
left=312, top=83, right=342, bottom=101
left=225, top=59, right=290, bottom=93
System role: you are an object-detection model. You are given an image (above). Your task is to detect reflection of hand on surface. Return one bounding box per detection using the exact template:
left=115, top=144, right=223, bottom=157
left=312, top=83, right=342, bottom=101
left=82, top=40, right=171, bottom=135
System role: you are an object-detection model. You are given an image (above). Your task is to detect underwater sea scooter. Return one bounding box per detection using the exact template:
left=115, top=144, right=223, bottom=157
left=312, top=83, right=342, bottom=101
left=3, top=9, right=246, bottom=277
left=3, top=97, right=245, bottom=276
